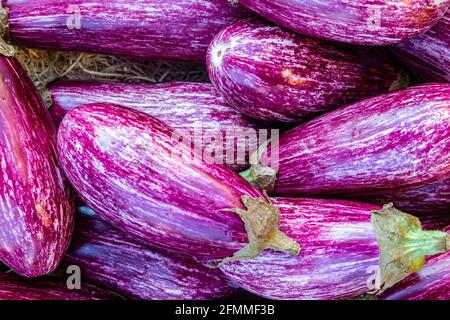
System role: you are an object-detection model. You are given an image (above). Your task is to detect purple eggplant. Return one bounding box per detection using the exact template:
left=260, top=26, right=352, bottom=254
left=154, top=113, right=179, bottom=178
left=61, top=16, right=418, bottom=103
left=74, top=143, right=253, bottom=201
left=393, top=11, right=450, bottom=82
left=0, top=273, right=119, bottom=300
left=243, top=84, right=450, bottom=197
left=207, top=18, right=402, bottom=122
left=0, top=56, right=73, bottom=277
left=219, top=198, right=450, bottom=300
left=381, top=226, right=450, bottom=300
left=360, top=178, right=450, bottom=216
left=230, top=0, right=450, bottom=46
left=1, top=0, right=247, bottom=61
left=65, top=206, right=241, bottom=300
left=57, top=103, right=299, bottom=263
left=49, top=81, right=262, bottom=171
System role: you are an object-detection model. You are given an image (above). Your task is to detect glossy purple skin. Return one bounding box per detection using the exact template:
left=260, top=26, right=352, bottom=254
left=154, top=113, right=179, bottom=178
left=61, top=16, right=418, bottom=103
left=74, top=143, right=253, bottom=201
left=57, top=103, right=264, bottom=259
left=381, top=225, right=450, bottom=300
left=393, top=12, right=450, bottom=82
left=261, top=84, right=450, bottom=197
left=207, top=18, right=399, bottom=122
left=3, top=0, right=247, bottom=61
left=49, top=81, right=261, bottom=171
left=66, top=207, right=240, bottom=300
left=0, top=56, right=73, bottom=277
left=359, top=178, right=450, bottom=216
left=233, top=0, right=450, bottom=45
left=220, top=197, right=381, bottom=300
left=0, top=273, right=119, bottom=300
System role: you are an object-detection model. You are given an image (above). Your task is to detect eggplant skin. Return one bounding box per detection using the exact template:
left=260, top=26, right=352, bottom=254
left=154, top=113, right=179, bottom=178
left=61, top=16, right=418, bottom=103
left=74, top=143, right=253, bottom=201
left=0, top=56, right=74, bottom=277
left=220, top=197, right=381, bottom=300
left=49, top=81, right=261, bottom=171
left=207, top=18, right=399, bottom=122
left=263, top=83, right=450, bottom=197
left=66, top=207, right=240, bottom=300
left=359, top=178, right=450, bottom=216
left=0, top=273, right=119, bottom=300
left=3, top=0, right=247, bottom=61
left=381, top=226, right=450, bottom=300
left=393, top=12, right=450, bottom=82
left=57, top=103, right=263, bottom=259
left=234, top=0, right=450, bottom=45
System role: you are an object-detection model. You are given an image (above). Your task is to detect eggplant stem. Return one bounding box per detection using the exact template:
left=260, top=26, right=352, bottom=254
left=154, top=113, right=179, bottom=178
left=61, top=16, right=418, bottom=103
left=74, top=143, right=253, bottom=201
left=215, top=195, right=300, bottom=267
left=371, top=203, right=450, bottom=294
left=0, top=4, right=15, bottom=57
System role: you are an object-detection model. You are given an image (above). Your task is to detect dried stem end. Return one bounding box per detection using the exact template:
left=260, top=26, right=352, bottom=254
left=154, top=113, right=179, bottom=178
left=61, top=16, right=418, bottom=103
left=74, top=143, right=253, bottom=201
left=215, top=195, right=300, bottom=267
left=0, top=4, right=16, bottom=57
left=371, top=203, right=450, bottom=294
left=240, top=165, right=277, bottom=191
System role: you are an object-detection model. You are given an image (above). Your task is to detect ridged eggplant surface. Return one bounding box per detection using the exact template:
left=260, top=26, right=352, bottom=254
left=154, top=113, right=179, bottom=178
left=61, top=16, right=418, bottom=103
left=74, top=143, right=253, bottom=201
left=0, top=56, right=73, bottom=277
left=0, top=273, right=119, bottom=300
left=393, top=12, right=450, bottom=82
left=1, top=0, right=248, bottom=61
left=207, top=18, right=400, bottom=122
left=65, top=207, right=240, bottom=300
left=49, top=81, right=261, bottom=171
left=231, top=0, right=450, bottom=45
left=250, top=84, right=450, bottom=197
left=57, top=103, right=299, bottom=261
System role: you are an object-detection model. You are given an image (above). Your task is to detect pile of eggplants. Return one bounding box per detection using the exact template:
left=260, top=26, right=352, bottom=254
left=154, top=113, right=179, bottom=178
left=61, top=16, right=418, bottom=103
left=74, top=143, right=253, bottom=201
left=0, top=0, right=450, bottom=302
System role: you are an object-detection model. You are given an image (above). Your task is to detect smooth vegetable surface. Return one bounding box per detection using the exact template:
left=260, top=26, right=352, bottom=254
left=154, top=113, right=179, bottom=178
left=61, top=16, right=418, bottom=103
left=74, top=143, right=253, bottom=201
left=0, top=273, right=119, bottom=300
left=57, top=103, right=299, bottom=262
left=207, top=18, right=401, bottom=122
left=219, top=198, right=450, bottom=299
left=246, top=84, right=450, bottom=197
left=1, top=0, right=247, bottom=61
left=0, top=56, right=73, bottom=277
left=49, top=81, right=261, bottom=170
left=231, top=0, right=450, bottom=45
left=66, top=207, right=241, bottom=300
left=393, top=12, right=449, bottom=82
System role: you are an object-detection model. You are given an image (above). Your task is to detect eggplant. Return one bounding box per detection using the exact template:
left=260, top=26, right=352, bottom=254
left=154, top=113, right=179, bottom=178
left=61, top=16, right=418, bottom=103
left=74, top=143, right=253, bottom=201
left=0, top=273, right=119, bottom=300
left=49, top=81, right=262, bottom=171
left=65, top=206, right=241, bottom=300
left=1, top=0, right=247, bottom=61
left=242, top=83, right=450, bottom=197
left=393, top=12, right=450, bottom=82
left=0, top=55, right=73, bottom=277
left=207, top=18, right=402, bottom=122
left=57, top=103, right=299, bottom=263
left=219, top=198, right=450, bottom=300
left=381, top=226, right=450, bottom=300
left=230, top=0, right=450, bottom=45
left=360, top=178, right=450, bottom=216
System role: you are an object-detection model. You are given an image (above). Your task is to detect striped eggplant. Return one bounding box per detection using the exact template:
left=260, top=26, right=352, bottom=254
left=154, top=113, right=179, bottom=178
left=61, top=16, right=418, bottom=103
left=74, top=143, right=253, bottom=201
left=381, top=226, right=450, bottom=300
left=360, top=178, right=450, bottom=216
left=0, top=273, right=119, bottom=300
left=393, top=11, right=450, bottom=82
left=57, top=103, right=300, bottom=263
left=0, top=0, right=247, bottom=61
left=243, top=84, right=450, bottom=197
left=0, top=56, right=73, bottom=277
left=48, top=81, right=262, bottom=171
left=65, top=206, right=241, bottom=300
left=207, top=18, right=402, bottom=122
left=230, top=0, right=450, bottom=46
left=219, top=198, right=450, bottom=300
